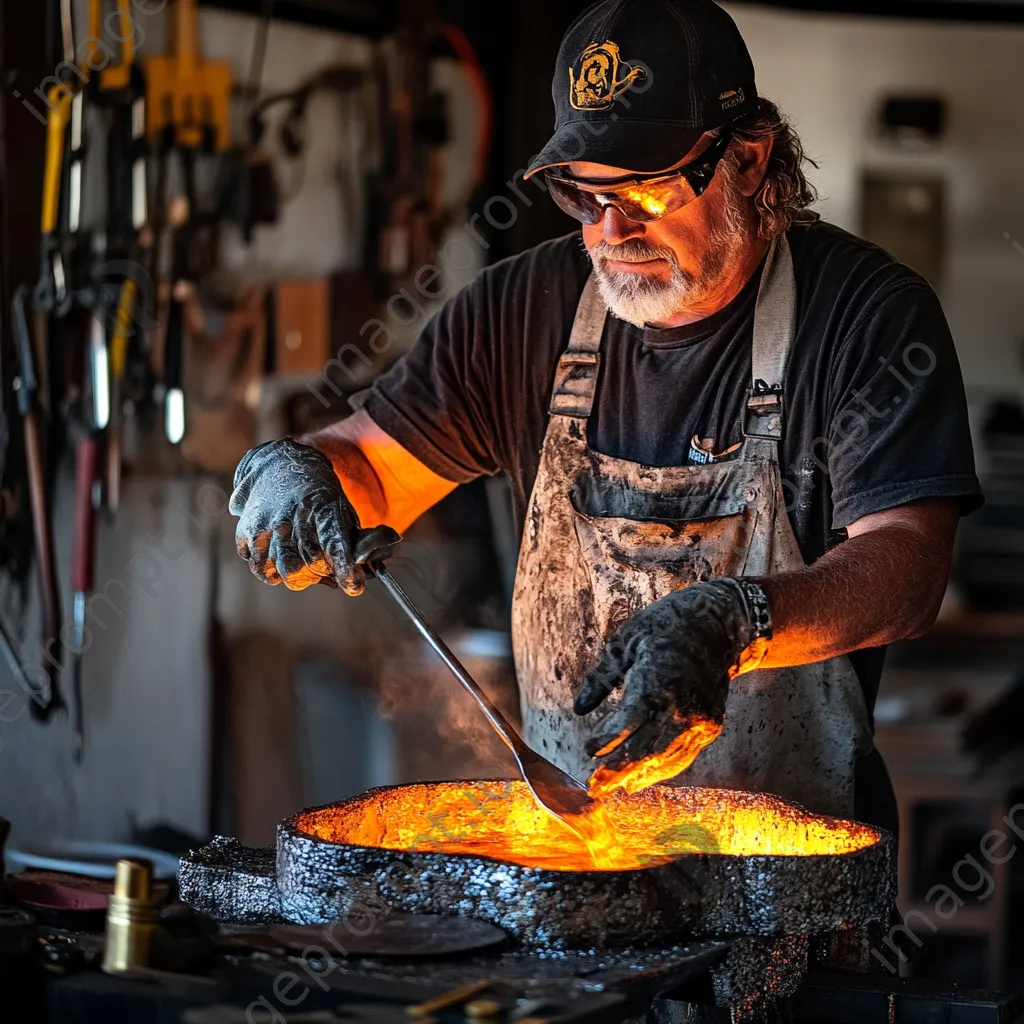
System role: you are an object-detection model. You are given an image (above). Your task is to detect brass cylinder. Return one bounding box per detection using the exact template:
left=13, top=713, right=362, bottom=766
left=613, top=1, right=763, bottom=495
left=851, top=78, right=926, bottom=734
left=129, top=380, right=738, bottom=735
left=102, top=858, right=157, bottom=973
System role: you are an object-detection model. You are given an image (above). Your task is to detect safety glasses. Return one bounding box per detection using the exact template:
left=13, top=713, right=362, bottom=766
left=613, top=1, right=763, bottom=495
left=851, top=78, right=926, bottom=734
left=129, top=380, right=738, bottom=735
left=543, top=130, right=734, bottom=225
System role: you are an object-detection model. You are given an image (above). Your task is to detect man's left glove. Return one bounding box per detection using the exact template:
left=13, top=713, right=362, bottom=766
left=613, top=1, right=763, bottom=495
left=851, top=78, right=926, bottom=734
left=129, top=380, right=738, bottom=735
left=574, top=578, right=772, bottom=797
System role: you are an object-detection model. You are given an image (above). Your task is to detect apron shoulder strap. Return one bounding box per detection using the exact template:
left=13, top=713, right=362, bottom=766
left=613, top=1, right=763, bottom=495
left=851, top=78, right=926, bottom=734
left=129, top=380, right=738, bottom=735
left=549, top=275, right=605, bottom=419
left=744, top=233, right=797, bottom=443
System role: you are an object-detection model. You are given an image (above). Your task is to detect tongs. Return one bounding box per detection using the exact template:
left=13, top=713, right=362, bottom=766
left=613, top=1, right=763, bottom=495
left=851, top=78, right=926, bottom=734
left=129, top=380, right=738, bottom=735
left=354, top=527, right=596, bottom=833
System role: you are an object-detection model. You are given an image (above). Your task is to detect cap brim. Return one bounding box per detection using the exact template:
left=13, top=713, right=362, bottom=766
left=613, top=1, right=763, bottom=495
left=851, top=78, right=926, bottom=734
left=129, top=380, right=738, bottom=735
left=524, top=120, right=707, bottom=179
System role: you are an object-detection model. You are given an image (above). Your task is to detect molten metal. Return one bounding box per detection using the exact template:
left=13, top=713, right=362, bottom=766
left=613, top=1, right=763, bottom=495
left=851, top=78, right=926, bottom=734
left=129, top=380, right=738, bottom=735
left=588, top=718, right=723, bottom=798
left=294, top=781, right=880, bottom=872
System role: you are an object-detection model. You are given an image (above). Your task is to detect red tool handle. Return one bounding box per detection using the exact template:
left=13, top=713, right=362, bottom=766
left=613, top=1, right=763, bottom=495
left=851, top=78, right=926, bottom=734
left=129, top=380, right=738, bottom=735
left=72, top=435, right=100, bottom=595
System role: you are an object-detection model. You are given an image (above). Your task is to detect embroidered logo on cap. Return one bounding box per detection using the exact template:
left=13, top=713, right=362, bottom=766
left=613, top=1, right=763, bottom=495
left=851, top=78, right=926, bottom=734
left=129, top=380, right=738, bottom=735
left=569, top=41, right=646, bottom=111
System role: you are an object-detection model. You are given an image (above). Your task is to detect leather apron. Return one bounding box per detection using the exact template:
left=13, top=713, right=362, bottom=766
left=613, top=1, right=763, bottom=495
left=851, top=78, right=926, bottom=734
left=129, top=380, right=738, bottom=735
left=510, top=235, right=873, bottom=818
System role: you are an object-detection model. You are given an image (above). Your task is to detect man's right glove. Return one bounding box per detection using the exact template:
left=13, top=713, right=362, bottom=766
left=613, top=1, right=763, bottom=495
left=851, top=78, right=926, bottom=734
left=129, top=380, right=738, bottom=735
left=229, top=438, right=366, bottom=594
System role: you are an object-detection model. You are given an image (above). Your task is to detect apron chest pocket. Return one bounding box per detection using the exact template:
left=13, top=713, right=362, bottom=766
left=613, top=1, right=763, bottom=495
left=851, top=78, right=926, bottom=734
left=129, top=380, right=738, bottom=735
left=569, top=472, right=755, bottom=524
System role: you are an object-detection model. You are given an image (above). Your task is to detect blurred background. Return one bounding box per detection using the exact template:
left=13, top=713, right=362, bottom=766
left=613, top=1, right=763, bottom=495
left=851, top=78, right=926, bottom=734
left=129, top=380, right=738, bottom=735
left=1, top=0, right=1023, bottom=991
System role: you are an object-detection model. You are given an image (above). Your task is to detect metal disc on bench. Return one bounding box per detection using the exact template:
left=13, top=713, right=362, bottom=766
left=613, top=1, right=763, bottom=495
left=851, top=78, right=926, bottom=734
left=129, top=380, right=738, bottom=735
left=229, top=914, right=507, bottom=959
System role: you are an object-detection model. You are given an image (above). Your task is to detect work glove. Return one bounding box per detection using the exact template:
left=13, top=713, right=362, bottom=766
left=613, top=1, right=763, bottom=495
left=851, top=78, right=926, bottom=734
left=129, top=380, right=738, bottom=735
left=229, top=438, right=366, bottom=595
left=574, top=578, right=772, bottom=797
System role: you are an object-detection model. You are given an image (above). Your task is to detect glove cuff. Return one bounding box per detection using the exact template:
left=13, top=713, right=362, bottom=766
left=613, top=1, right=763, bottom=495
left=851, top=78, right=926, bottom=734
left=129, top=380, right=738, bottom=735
left=723, top=578, right=773, bottom=674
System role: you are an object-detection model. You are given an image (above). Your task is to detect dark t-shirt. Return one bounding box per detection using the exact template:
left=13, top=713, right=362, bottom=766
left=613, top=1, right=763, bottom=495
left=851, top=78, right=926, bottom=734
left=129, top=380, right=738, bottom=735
left=357, top=217, right=983, bottom=715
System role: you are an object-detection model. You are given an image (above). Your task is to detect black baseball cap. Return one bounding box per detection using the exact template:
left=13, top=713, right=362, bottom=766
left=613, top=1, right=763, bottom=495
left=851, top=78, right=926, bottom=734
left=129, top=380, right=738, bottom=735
left=524, top=0, right=758, bottom=179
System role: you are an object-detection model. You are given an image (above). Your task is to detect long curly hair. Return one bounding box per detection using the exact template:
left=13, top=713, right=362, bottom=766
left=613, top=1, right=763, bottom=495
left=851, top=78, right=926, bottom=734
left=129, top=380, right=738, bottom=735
left=718, top=98, right=818, bottom=239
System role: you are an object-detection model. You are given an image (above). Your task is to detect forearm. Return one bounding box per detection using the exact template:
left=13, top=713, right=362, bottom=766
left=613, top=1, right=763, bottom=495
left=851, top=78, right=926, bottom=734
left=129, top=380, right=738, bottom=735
left=301, top=409, right=457, bottom=532
left=751, top=499, right=958, bottom=669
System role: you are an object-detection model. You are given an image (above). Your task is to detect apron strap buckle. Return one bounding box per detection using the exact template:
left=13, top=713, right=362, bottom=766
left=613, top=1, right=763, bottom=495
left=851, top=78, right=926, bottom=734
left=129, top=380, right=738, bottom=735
left=744, top=380, right=784, bottom=441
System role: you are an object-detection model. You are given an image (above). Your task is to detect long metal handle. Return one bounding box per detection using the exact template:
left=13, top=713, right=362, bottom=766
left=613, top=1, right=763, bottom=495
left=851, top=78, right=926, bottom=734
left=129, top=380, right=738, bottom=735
left=23, top=413, right=62, bottom=716
left=71, top=434, right=99, bottom=762
left=373, top=566, right=525, bottom=758
left=12, top=289, right=62, bottom=713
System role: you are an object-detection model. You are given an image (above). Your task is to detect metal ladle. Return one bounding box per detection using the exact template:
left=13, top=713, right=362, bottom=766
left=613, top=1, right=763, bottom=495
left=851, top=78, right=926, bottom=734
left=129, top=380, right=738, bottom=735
left=354, top=527, right=596, bottom=833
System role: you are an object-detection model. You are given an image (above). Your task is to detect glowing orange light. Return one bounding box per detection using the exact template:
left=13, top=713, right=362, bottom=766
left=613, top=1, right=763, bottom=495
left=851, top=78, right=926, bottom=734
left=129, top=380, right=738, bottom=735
left=296, top=781, right=880, bottom=873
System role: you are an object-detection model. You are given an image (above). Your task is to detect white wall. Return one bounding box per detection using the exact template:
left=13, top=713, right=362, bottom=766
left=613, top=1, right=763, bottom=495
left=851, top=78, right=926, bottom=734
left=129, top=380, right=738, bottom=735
left=722, top=4, right=1024, bottom=398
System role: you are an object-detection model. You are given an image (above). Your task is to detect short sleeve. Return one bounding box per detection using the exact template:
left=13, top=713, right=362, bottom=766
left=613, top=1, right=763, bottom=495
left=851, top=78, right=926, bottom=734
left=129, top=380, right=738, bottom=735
left=354, top=277, right=502, bottom=484
left=826, top=280, right=983, bottom=529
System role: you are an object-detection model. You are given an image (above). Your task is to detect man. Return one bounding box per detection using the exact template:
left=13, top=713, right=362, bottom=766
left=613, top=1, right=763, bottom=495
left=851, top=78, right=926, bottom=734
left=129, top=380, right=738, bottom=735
left=230, top=0, right=981, bottom=830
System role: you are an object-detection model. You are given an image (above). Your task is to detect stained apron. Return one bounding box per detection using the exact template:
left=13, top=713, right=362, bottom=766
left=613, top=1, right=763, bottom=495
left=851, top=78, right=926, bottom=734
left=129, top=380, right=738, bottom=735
left=510, top=235, right=873, bottom=818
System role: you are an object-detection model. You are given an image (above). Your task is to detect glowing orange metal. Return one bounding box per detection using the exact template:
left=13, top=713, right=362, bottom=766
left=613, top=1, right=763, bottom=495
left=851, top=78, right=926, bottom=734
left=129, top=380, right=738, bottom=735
left=588, top=718, right=723, bottom=798
left=296, top=781, right=880, bottom=873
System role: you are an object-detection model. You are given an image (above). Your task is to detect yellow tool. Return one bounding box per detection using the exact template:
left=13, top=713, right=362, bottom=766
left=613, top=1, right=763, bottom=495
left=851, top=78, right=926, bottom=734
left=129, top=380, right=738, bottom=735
left=40, top=87, right=72, bottom=241
left=109, top=280, right=137, bottom=406
left=34, top=84, right=76, bottom=317
left=38, top=2, right=105, bottom=307
left=145, top=0, right=232, bottom=151
left=106, top=277, right=137, bottom=511
left=97, top=0, right=137, bottom=93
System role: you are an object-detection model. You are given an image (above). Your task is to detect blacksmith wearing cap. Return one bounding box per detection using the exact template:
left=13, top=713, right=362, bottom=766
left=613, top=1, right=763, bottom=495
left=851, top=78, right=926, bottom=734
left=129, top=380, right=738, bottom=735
left=230, top=0, right=982, bottom=830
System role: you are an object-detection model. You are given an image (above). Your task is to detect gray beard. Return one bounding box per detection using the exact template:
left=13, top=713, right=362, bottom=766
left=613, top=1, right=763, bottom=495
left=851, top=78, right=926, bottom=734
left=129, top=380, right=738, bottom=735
left=586, top=174, right=752, bottom=328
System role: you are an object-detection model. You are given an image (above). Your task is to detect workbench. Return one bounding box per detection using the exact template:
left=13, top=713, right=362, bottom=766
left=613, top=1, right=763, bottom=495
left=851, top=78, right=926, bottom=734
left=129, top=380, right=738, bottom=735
left=11, top=915, right=1024, bottom=1024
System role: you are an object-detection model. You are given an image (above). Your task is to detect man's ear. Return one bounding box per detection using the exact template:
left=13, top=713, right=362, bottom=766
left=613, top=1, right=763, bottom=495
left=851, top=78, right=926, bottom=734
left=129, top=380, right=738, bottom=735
left=730, top=137, right=773, bottom=197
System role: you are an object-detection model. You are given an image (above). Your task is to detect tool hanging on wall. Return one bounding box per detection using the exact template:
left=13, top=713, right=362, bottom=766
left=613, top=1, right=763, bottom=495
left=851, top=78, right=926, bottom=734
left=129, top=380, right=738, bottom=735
left=70, top=430, right=99, bottom=761
left=97, top=0, right=150, bottom=510
left=363, top=23, right=493, bottom=299
left=11, top=289, right=63, bottom=719
left=145, top=0, right=232, bottom=152
left=52, top=0, right=139, bottom=447
left=11, top=0, right=142, bottom=725
left=163, top=286, right=187, bottom=445
left=145, top=0, right=233, bottom=444
left=97, top=0, right=138, bottom=92
left=106, top=279, right=138, bottom=511
left=161, top=148, right=198, bottom=447
left=35, top=83, right=74, bottom=322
